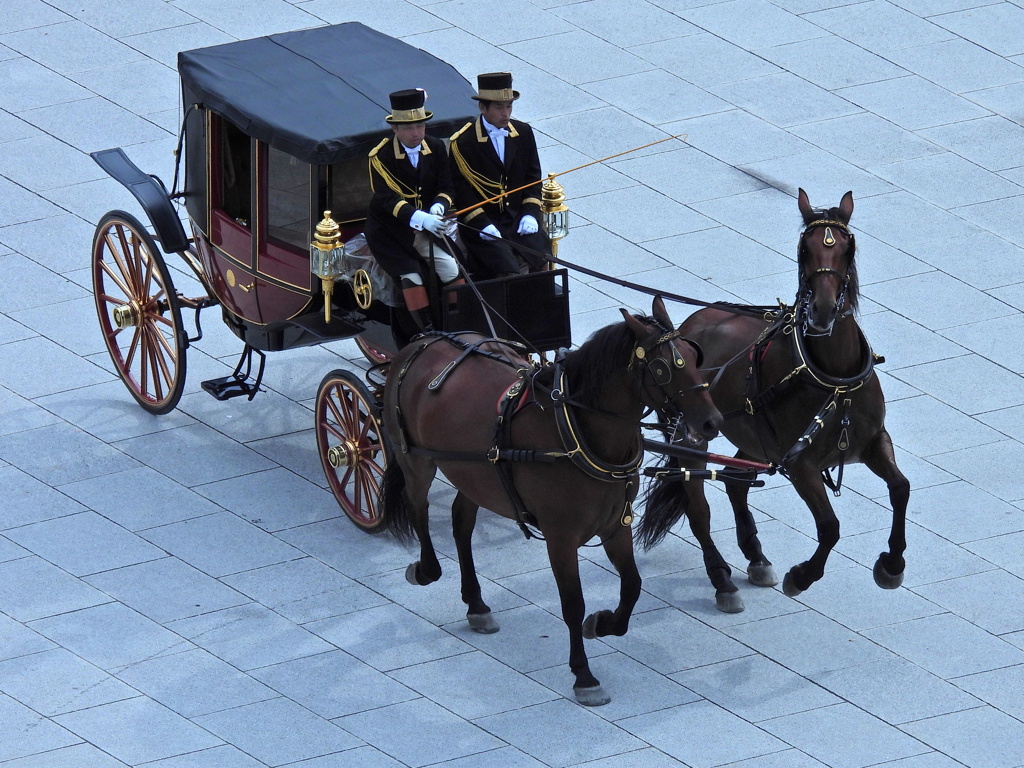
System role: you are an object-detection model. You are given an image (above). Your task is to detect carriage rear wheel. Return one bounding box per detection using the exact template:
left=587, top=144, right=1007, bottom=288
left=315, top=369, right=390, bottom=533
left=91, top=210, right=187, bottom=415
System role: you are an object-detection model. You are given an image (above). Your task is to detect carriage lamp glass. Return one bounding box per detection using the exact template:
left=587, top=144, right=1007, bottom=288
left=311, top=210, right=345, bottom=323
left=541, top=173, right=569, bottom=257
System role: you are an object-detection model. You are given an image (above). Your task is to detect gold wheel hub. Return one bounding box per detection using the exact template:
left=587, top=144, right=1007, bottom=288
left=328, top=440, right=359, bottom=469
left=112, top=302, right=141, bottom=329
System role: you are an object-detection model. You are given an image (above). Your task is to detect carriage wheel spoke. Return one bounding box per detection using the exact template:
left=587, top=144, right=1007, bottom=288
left=107, top=229, right=137, bottom=296
left=100, top=257, right=134, bottom=301
left=123, top=325, right=142, bottom=372
left=145, top=324, right=175, bottom=393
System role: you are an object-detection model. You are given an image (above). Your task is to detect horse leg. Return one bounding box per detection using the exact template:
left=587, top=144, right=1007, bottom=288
left=783, top=464, right=840, bottom=597
left=545, top=533, right=608, bottom=706
left=861, top=429, right=910, bottom=589
left=684, top=478, right=745, bottom=613
left=451, top=491, right=498, bottom=633
left=724, top=457, right=778, bottom=588
left=581, top=523, right=642, bottom=636
left=402, top=461, right=443, bottom=587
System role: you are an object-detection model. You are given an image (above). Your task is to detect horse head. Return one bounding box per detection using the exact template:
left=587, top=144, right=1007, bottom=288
left=796, top=189, right=858, bottom=335
left=621, top=296, right=723, bottom=445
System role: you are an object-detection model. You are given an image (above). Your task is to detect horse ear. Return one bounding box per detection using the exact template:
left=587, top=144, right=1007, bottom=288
left=651, top=295, right=672, bottom=328
left=798, top=188, right=814, bottom=223
left=620, top=308, right=647, bottom=338
left=838, top=190, right=854, bottom=223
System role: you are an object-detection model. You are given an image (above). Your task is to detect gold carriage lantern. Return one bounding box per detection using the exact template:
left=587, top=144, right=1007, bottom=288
left=310, top=210, right=345, bottom=323
left=541, top=173, right=569, bottom=258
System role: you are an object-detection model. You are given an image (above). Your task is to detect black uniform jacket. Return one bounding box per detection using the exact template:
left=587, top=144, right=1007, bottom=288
left=364, top=134, right=454, bottom=278
left=448, top=117, right=544, bottom=236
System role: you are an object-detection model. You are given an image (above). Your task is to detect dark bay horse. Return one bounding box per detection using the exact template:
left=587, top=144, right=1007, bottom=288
left=379, top=298, right=722, bottom=705
left=637, top=190, right=909, bottom=611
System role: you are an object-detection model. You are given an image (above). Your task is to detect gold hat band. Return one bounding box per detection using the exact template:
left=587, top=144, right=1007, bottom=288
left=477, top=88, right=515, bottom=101
left=390, top=107, right=429, bottom=122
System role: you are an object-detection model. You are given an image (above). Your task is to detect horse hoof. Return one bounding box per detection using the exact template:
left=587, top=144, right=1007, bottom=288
left=467, top=612, right=499, bottom=634
left=574, top=685, right=611, bottom=707
left=716, top=591, right=745, bottom=613
left=782, top=571, right=804, bottom=597
left=582, top=612, right=599, bottom=640
left=873, top=556, right=905, bottom=590
left=405, top=563, right=419, bottom=585
left=747, top=563, right=779, bottom=587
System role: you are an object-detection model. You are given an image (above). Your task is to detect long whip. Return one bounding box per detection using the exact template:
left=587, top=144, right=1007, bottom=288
left=449, top=133, right=688, bottom=217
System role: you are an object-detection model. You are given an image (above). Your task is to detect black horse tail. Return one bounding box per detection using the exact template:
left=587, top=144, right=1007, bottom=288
left=379, top=459, right=418, bottom=545
left=634, top=459, right=691, bottom=551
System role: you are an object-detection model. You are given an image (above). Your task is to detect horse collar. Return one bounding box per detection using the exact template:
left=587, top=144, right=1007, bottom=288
left=551, top=358, right=644, bottom=483
left=789, top=316, right=875, bottom=393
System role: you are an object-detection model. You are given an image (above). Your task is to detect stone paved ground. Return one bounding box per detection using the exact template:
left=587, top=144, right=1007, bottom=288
left=2, top=0, right=1024, bottom=766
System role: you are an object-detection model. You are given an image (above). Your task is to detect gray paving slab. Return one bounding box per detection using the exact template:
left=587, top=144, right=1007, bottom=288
left=1, top=2, right=1023, bottom=766
left=900, top=705, right=1024, bottom=768
left=29, top=601, right=193, bottom=671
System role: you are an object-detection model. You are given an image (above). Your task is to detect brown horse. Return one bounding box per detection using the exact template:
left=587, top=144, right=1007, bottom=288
left=636, top=190, right=909, bottom=612
left=379, top=297, right=722, bottom=705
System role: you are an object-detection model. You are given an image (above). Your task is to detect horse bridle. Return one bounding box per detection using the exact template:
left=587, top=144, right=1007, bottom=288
left=630, top=317, right=708, bottom=439
left=795, top=218, right=854, bottom=335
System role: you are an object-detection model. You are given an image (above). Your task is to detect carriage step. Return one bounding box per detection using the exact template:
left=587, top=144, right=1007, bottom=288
left=201, top=374, right=260, bottom=401
left=201, top=344, right=266, bottom=401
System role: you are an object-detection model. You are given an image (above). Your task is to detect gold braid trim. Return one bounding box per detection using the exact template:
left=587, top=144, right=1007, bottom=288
left=450, top=135, right=503, bottom=209
left=369, top=153, right=417, bottom=200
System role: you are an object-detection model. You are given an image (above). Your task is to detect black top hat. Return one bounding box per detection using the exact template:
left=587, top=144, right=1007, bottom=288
left=385, top=89, right=432, bottom=124
left=472, top=72, right=520, bottom=102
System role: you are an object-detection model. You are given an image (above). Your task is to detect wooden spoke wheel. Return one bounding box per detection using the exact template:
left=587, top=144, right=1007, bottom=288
left=92, top=210, right=186, bottom=415
left=315, top=369, right=390, bottom=533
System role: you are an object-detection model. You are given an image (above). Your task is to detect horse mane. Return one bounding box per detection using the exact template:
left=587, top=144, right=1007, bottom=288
left=798, top=205, right=860, bottom=312
left=534, top=320, right=636, bottom=408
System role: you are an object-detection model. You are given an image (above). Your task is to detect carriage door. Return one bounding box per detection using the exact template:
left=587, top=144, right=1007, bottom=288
left=208, top=116, right=259, bottom=321
left=254, top=143, right=314, bottom=320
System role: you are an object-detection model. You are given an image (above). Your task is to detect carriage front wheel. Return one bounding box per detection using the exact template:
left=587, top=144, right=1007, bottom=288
left=315, top=370, right=390, bottom=533
left=91, top=210, right=187, bottom=415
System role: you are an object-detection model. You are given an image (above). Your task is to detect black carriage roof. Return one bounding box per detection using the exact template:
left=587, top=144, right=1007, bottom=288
left=177, top=23, right=477, bottom=165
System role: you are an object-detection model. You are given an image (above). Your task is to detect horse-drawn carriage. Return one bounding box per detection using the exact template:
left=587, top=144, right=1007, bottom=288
left=90, top=22, right=571, bottom=529
left=90, top=22, right=910, bottom=707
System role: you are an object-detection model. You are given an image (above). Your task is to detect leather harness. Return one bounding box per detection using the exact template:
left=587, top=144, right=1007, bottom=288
left=390, top=323, right=696, bottom=539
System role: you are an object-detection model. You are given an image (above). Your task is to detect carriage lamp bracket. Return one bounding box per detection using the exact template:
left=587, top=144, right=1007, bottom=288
left=310, top=210, right=346, bottom=323
left=541, top=174, right=569, bottom=258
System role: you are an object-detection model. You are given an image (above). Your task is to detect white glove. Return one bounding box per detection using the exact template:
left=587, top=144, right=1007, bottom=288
left=422, top=214, right=447, bottom=236
left=517, top=214, right=539, bottom=235
left=409, top=209, right=429, bottom=230
left=429, top=202, right=446, bottom=216
left=480, top=224, right=501, bottom=241
left=409, top=209, right=446, bottom=236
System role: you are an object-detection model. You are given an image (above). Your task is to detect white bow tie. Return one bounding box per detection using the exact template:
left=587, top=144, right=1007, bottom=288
left=487, top=127, right=509, bottom=139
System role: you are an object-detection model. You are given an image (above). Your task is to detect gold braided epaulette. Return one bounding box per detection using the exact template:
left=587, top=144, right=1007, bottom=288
left=449, top=122, right=473, bottom=142
left=368, top=137, right=389, bottom=158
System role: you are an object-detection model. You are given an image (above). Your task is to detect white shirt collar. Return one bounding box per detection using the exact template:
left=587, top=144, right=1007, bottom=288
left=481, top=117, right=509, bottom=137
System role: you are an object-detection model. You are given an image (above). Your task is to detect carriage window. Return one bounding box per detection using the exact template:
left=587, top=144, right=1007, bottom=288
left=267, top=147, right=311, bottom=251
left=218, top=119, right=251, bottom=226
left=328, top=154, right=372, bottom=224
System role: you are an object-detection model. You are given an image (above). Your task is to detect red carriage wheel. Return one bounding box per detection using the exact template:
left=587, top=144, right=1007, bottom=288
left=315, top=369, right=390, bottom=533
left=91, top=210, right=187, bottom=415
